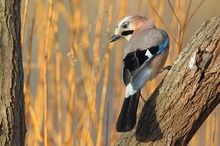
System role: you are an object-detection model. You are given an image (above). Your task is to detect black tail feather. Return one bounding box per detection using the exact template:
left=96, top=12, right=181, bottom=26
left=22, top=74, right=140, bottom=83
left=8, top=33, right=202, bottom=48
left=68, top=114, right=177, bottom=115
left=116, top=91, right=140, bottom=132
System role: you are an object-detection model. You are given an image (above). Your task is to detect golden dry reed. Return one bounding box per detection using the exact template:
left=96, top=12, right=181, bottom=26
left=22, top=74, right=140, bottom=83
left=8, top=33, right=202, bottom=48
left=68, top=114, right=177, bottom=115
left=21, top=0, right=219, bottom=146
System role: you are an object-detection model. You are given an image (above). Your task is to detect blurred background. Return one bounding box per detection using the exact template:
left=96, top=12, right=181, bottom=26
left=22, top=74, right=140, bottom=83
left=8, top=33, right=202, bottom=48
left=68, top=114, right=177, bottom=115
left=21, top=0, right=220, bottom=145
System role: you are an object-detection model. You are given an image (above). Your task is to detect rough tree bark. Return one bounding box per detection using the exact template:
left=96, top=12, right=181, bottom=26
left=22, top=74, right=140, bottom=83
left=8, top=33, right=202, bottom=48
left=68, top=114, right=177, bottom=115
left=116, top=17, right=220, bottom=146
left=0, top=0, right=26, bottom=145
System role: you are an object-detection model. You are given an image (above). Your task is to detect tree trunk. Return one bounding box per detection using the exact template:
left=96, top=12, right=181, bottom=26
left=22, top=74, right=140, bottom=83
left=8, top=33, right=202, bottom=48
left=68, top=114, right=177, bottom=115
left=0, top=0, right=26, bottom=145
left=116, top=17, right=220, bottom=146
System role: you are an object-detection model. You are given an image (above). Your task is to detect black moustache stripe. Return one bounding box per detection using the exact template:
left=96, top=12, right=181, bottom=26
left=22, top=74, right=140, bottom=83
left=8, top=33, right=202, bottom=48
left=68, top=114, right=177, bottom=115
left=121, top=30, right=134, bottom=36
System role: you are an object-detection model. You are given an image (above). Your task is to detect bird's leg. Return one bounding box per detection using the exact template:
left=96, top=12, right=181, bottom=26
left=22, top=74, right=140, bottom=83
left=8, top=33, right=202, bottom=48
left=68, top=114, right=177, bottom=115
left=160, top=65, right=172, bottom=73
left=163, top=65, right=172, bottom=71
left=140, top=93, right=146, bottom=102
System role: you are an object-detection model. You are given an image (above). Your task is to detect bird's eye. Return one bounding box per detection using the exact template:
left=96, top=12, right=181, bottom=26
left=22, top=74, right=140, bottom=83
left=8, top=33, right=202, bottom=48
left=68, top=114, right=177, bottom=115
left=122, top=22, right=129, bottom=29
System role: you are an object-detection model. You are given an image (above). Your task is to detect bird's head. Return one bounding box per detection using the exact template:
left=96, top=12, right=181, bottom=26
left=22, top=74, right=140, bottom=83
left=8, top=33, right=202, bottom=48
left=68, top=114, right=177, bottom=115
left=110, top=15, right=155, bottom=42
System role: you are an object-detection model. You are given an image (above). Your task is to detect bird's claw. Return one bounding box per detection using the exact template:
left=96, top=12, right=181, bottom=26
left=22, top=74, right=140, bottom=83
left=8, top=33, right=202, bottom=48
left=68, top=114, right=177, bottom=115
left=160, top=65, right=172, bottom=73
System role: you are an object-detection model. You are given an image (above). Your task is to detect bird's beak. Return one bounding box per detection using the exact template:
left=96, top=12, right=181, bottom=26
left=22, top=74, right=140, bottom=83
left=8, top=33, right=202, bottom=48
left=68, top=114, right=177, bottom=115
left=109, top=34, right=121, bottom=43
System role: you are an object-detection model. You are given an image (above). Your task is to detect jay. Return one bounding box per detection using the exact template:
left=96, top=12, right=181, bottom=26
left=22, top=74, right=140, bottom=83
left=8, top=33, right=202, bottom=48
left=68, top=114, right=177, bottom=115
left=110, top=15, right=170, bottom=132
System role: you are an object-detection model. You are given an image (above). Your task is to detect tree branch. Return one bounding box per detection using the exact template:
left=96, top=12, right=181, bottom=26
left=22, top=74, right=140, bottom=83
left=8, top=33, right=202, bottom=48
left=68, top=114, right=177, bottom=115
left=115, top=16, right=220, bottom=146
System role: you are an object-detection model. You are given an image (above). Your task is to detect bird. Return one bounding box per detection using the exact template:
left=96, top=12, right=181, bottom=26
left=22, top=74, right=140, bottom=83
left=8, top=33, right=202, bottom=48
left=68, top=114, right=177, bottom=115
left=109, top=15, right=170, bottom=132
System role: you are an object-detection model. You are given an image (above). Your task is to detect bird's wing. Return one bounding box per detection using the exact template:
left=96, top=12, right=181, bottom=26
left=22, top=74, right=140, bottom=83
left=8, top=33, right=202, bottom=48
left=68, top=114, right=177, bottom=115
left=137, top=37, right=169, bottom=71
left=122, top=29, right=169, bottom=88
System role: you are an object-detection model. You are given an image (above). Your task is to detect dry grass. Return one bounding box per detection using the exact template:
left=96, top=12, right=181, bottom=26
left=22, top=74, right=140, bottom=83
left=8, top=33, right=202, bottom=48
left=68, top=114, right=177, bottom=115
left=21, top=0, right=219, bottom=146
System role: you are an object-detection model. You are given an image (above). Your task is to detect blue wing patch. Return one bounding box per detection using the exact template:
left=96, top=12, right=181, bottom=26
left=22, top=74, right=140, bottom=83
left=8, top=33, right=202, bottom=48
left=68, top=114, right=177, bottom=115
left=135, top=38, right=169, bottom=72
left=157, top=38, right=169, bottom=55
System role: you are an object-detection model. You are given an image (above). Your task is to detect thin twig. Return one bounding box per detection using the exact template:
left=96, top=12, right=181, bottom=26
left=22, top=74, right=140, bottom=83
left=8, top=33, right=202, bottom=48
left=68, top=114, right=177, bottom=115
left=96, top=55, right=110, bottom=146
left=148, top=0, right=177, bottom=44
left=212, top=113, right=217, bottom=146
left=181, top=0, right=192, bottom=31
left=44, top=0, right=53, bottom=146
left=21, top=0, right=29, bottom=46
left=167, top=0, right=181, bottom=23
left=24, top=3, right=36, bottom=127
left=178, top=0, right=192, bottom=53
left=105, top=102, right=109, bottom=146
left=185, top=0, right=206, bottom=27
left=54, top=7, right=62, bottom=146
